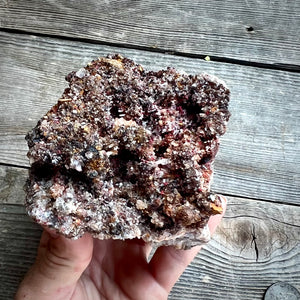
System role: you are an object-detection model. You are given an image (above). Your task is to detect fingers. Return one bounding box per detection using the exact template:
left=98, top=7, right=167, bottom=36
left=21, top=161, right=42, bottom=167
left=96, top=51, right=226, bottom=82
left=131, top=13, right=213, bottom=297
left=149, top=196, right=227, bottom=293
left=92, top=238, right=152, bottom=282
left=130, top=238, right=153, bottom=261
left=15, top=230, right=93, bottom=300
left=88, top=239, right=165, bottom=300
left=149, top=244, right=202, bottom=294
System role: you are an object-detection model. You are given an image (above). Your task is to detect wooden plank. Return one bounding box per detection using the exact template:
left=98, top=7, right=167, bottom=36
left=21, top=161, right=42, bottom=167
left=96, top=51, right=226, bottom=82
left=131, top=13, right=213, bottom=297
left=0, top=204, right=42, bottom=300
left=0, top=165, right=27, bottom=205
left=0, top=167, right=299, bottom=299
left=170, top=197, right=300, bottom=299
left=1, top=32, right=299, bottom=204
left=0, top=0, right=299, bottom=66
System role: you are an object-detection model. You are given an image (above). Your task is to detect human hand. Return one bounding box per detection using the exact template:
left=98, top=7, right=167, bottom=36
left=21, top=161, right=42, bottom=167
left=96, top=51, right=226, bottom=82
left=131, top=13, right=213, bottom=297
left=15, top=198, right=226, bottom=300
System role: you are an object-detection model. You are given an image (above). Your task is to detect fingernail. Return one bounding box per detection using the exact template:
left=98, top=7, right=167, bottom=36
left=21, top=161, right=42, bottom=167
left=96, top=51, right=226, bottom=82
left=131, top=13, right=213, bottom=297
left=219, top=195, right=227, bottom=212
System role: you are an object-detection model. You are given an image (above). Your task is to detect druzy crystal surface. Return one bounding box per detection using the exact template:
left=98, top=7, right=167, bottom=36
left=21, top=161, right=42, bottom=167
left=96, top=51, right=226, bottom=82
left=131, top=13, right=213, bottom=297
left=25, top=54, right=230, bottom=249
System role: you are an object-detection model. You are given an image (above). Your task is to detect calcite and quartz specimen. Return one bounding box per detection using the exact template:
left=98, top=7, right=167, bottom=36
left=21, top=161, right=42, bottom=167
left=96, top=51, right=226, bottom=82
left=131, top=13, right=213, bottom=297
left=25, top=54, right=230, bottom=249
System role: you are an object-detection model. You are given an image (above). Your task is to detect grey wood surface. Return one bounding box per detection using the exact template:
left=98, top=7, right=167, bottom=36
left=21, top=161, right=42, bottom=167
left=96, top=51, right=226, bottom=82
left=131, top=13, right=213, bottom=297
left=0, top=0, right=300, bottom=68
left=1, top=31, right=299, bottom=205
left=0, top=1, right=300, bottom=299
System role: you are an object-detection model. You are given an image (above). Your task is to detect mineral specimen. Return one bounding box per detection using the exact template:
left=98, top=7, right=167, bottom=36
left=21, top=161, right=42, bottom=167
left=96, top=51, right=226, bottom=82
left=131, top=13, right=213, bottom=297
left=25, top=54, right=230, bottom=249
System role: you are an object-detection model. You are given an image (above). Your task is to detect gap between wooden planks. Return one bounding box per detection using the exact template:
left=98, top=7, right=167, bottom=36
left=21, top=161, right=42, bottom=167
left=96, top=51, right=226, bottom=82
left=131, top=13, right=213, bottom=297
left=0, top=0, right=299, bottom=66
left=0, top=31, right=299, bottom=205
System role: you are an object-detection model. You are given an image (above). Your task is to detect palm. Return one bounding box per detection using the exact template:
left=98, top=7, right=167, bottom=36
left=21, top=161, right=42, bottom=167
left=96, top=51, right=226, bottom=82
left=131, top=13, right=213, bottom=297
left=15, top=201, right=225, bottom=300
left=72, top=239, right=170, bottom=300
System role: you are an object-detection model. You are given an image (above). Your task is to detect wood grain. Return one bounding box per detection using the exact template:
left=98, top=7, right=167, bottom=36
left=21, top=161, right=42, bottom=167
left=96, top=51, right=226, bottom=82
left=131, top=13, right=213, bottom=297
left=0, top=166, right=299, bottom=300
left=0, top=0, right=299, bottom=66
left=171, top=197, right=300, bottom=299
left=1, top=1, right=299, bottom=299
left=0, top=31, right=299, bottom=205
left=0, top=165, right=27, bottom=205
left=0, top=204, right=42, bottom=300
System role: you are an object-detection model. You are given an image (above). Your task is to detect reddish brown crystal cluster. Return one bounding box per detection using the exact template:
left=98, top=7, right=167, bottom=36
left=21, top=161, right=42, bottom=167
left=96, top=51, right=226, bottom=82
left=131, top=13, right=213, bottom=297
left=25, top=54, right=230, bottom=249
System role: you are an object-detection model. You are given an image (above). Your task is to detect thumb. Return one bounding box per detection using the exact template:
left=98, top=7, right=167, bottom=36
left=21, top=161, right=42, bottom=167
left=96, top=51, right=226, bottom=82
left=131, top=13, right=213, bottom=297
left=149, top=196, right=227, bottom=293
left=15, top=230, right=93, bottom=300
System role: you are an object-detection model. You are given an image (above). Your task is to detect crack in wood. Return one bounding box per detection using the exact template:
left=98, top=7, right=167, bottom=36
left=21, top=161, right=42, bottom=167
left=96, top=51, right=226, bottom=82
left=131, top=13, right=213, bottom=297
left=0, top=162, right=29, bottom=170
left=0, top=27, right=299, bottom=73
left=251, top=224, right=259, bottom=262
left=220, top=193, right=300, bottom=208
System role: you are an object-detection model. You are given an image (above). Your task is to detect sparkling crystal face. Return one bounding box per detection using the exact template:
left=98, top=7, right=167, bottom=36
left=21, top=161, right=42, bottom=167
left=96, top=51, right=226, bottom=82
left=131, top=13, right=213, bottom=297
left=25, top=54, right=230, bottom=249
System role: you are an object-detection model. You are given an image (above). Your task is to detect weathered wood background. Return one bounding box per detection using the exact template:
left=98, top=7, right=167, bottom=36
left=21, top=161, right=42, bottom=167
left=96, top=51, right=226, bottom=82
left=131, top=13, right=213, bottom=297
left=0, top=1, right=299, bottom=299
